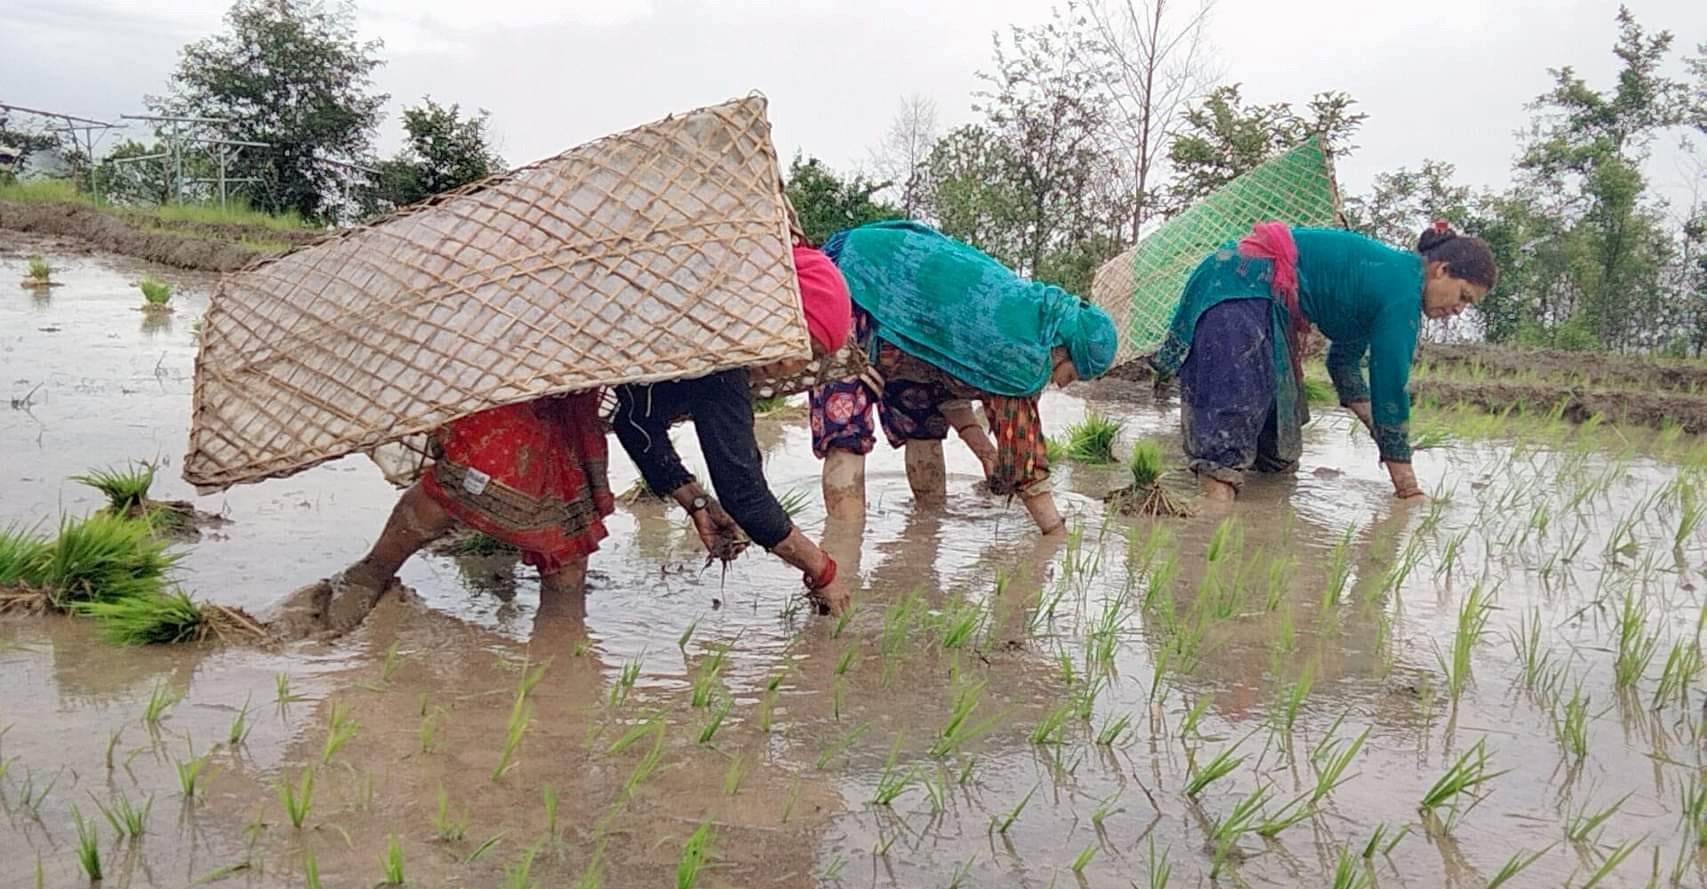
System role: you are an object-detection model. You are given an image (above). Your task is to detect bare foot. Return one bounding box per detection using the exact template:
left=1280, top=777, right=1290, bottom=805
left=264, top=572, right=397, bottom=640
left=1201, top=478, right=1237, bottom=502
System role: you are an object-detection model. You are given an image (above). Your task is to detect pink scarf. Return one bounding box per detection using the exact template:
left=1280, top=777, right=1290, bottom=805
left=1237, top=221, right=1307, bottom=388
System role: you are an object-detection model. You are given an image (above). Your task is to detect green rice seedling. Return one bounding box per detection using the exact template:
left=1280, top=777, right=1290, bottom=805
left=1321, top=524, right=1356, bottom=611
left=227, top=695, right=253, bottom=747
left=696, top=698, right=731, bottom=745
left=1029, top=701, right=1073, bottom=746
left=1555, top=683, right=1590, bottom=760
left=1310, top=727, right=1369, bottom=804
left=1043, top=435, right=1067, bottom=466
left=1071, top=843, right=1097, bottom=874
left=542, top=784, right=559, bottom=839
left=465, top=832, right=506, bottom=863
left=72, top=463, right=156, bottom=515
left=993, top=783, right=1038, bottom=833
left=1185, top=741, right=1244, bottom=797
left=1143, top=837, right=1171, bottom=889
left=320, top=700, right=359, bottom=764
left=177, top=748, right=209, bottom=798
left=1329, top=850, right=1373, bottom=889
left=1209, top=784, right=1271, bottom=879
left=689, top=644, right=728, bottom=707
left=378, top=641, right=405, bottom=684
left=278, top=767, right=314, bottom=829
left=1614, top=589, right=1660, bottom=692
left=419, top=708, right=441, bottom=753
left=1566, top=792, right=1631, bottom=845
left=1302, top=377, right=1335, bottom=404
left=1091, top=789, right=1122, bottom=827
left=1276, top=659, right=1317, bottom=735
left=815, top=721, right=871, bottom=769
left=1580, top=837, right=1642, bottom=888
left=92, top=790, right=152, bottom=839
left=71, top=805, right=102, bottom=880
left=514, top=659, right=549, bottom=699
left=1418, top=739, right=1505, bottom=827
left=1264, top=554, right=1294, bottom=611
left=1509, top=607, right=1548, bottom=690
left=1359, top=822, right=1410, bottom=858
left=302, top=847, right=322, bottom=889
left=1095, top=712, right=1132, bottom=746
left=1255, top=791, right=1315, bottom=838
left=945, top=856, right=976, bottom=889
left=0, top=524, right=52, bottom=590
left=929, top=680, right=1005, bottom=757
left=822, top=854, right=847, bottom=881
left=722, top=750, right=752, bottom=796
left=26, top=256, right=51, bottom=283
left=1485, top=844, right=1555, bottom=889
left=14, top=767, right=60, bottom=818
left=871, top=734, right=915, bottom=805
left=1063, top=412, right=1122, bottom=464
left=139, top=277, right=172, bottom=306
left=1675, top=482, right=1702, bottom=551
left=775, top=487, right=811, bottom=519
left=936, top=592, right=986, bottom=651
left=431, top=783, right=468, bottom=841
left=676, top=821, right=712, bottom=889
left=1680, top=774, right=1707, bottom=847
left=752, top=394, right=790, bottom=415
left=41, top=512, right=179, bottom=607
left=500, top=845, right=541, bottom=889
left=141, top=680, right=181, bottom=727
left=1658, top=639, right=1707, bottom=710
left=379, top=833, right=405, bottom=885
left=1435, top=584, right=1495, bottom=701
left=275, top=673, right=305, bottom=706
left=79, top=589, right=206, bottom=644
left=493, top=697, right=533, bottom=778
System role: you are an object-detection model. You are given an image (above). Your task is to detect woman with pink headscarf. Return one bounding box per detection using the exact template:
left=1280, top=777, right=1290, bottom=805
left=612, top=244, right=854, bottom=613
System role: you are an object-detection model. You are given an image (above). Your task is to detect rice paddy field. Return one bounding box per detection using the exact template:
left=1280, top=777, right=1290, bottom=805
left=3, top=237, right=1707, bottom=889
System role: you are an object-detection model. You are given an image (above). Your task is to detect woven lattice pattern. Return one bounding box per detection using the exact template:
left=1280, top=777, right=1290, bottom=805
left=185, top=97, right=810, bottom=491
left=1090, top=137, right=1342, bottom=367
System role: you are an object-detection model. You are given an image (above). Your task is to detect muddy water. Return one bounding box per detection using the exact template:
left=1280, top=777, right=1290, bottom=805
left=3, top=239, right=1705, bottom=888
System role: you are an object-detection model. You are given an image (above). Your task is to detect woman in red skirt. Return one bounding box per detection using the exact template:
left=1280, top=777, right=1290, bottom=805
left=269, top=390, right=614, bottom=638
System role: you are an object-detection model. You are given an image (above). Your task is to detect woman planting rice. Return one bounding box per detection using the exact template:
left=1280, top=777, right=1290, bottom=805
left=809, top=221, right=1119, bottom=535
left=1152, top=221, right=1497, bottom=502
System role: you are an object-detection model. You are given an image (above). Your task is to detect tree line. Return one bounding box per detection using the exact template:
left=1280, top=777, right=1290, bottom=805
left=3, top=0, right=1703, bottom=356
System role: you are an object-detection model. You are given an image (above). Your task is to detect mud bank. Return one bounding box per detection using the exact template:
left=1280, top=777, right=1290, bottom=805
left=1420, top=341, right=1707, bottom=394
left=1415, top=378, right=1707, bottom=433
left=0, top=200, right=317, bottom=272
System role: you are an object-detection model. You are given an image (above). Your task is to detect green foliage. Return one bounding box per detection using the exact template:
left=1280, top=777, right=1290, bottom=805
left=1063, top=412, right=1122, bottom=464
left=25, top=256, right=51, bottom=282
left=139, top=277, right=172, bottom=306
left=42, top=513, right=179, bottom=608
left=1128, top=439, right=1163, bottom=487
left=1166, top=85, right=1366, bottom=213
left=71, top=805, right=102, bottom=880
left=784, top=154, right=902, bottom=245
left=0, top=525, right=53, bottom=588
left=161, top=0, right=387, bottom=221
left=369, top=97, right=503, bottom=212
left=76, top=589, right=205, bottom=644
left=72, top=463, right=156, bottom=514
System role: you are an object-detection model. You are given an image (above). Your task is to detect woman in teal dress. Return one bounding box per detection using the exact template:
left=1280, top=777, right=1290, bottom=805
left=1151, top=221, right=1497, bottom=502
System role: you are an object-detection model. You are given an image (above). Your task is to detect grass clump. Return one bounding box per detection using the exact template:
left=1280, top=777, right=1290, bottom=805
left=139, top=277, right=172, bottom=308
left=72, top=464, right=157, bottom=515
left=1062, top=412, right=1122, bottom=464
left=1108, top=439, right=1189, bottom=517
left=77, top=589, right=202, bottom=644
left=41, top=513, right=179, bottom=608
left=379, top=834, right=405, bottom=885
left=676, top=821, right=713, bottom=889
left=71, top=805, right=102, bottom=880
left=25, top=256, right=53, bottom=284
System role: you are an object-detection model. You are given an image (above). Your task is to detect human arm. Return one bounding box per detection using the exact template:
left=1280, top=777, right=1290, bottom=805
left=611, top=382, right=746, bottom=557
left=1367, top=304, right=1423, bottom=498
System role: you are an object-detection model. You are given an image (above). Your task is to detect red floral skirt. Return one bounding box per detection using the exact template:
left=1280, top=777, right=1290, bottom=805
left=418, top=391, right=614, bottom=574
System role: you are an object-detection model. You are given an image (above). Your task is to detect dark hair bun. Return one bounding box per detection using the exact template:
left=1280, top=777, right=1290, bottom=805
left=1417, top=220, right=1458, bottom=253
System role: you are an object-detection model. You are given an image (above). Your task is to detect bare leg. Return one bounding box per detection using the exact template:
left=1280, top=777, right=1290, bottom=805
left=904, top=439, right=947, bottom=506
left=1200, top=476, right=1237, bottom=502
left=822, top=448, right=867, bottom=522
left=532, top=557, right=590, bottom=650
left=941, top=401, right=997, bottom=476
left=1022, top=490, right=1066, bottom=535
left=771, top=527, right=848, bottom=615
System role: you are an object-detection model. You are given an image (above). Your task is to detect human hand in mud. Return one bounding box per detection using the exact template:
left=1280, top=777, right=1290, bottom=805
left=691, top=501, right=749, bottom=563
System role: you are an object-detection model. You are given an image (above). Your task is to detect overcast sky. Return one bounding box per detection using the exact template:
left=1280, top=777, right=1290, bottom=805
left=3, top=0, right=1704, bottom=216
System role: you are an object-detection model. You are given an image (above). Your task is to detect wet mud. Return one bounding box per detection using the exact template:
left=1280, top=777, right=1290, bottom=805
left=1417, top=378, right=1707, bottom=434
left=0, top=202, right=315, bottom=273
left=1421, top=341, right=1707, bottom=395
left=3, top=242, right=1707, bottom=888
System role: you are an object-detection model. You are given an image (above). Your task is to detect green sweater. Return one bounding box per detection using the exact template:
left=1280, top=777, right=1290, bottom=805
left=1152, top=227, right=1424, bottom=462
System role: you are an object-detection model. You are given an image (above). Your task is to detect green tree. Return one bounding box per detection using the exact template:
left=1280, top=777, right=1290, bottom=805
left=1165, top=85, right=1365, bottom=213
left=1345, top=160, right=1473, bottom=248
left=90, top=140, right=178, bottom=205
left=369, top=98, right=503, bottom=212
left=783, top=154, right=902, bottom=245
left=1517, top=6, right=1688, bottom=351
left=158, top=0, right=387, bottom=222
left=918, top=124, right=1024, bottom=267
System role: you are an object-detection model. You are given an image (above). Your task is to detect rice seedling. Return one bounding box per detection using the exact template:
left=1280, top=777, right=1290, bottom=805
left=1109, top=439, right=1188, bottom=517
left=1510, top=607, right=1549, bottom=691
left=1063, top=412, right=1122, bottom=464
left=936, top=591, right=986, bottom=651
left=1071, top=844, right=1097, bottom=874
left=1303, top=377, right=1336, bottom=404
left=1657, top=638, right=1707, bottom=710
left=1321, top=524, right=1357, bottom=611
left=1095, top=712, right=1132, bottom=746
left=79, top=588, right=208, bottom=644
left=1580, top=837, right=1642, bottom=888
left=177, top=748, right=209, bottom=798
left=493, top=696, right=534, bottom=778
left=696, top=698, right=731, bottom=745
left=1680, top=774, right=1707, bottom=848
left=71, top=805, right=102, bottom=880
left=1310, top=727, right=1369, bottom=804
left=676, top=821, right=712, bottom=889
left=993, top=783, right=1038, bottom=833
left=320, top=700, right=359, bottom=764
left=1276, top=659, right=1317, bottom=735
left=1485, top=844, right=1555, bottom=889
left=1044, top=436, right=1067, bottom=465
left=465, top=833, right=506, bottom=863
left=1614, top=589, right=1661, bottom=692
left=775, top=487, right=811, bottom=518
left=932, top=681, right=1008, bottom=760
left=141, top=680, right=181, bottom=727
left=1435, top=584, right=1495, bottom=701
left=500, top=845, right=541, bottom=889
left=1565, top=792, right=1631, bottom=845
left=1328, top=849, right=1373, bottom=889
left=275, top=673, right=305, bottom=706
left=1554, top=683, right=1590, bottom=760
left=946, top=856, right=976, bottom=889
left=92, top=790, right=152, bottom=839
left=25, top=256, right=52, bottom=283
left=276, top=767, right=314, bottom=828
left=1028, top=701, right=1073, bottom=747
left=418, top=708, right=442, bottom=753
left=379, top=834, right=405, bottom=885
left=1185, top=741, right=1244, bottom=797
left=1209, top=784, right=1271, bottom=879
left=1359, top=822, right=1410, bottom=858
left=1090, top=789, right=1122, bottom=827
left=430, top=783, right=468, bottom=841
left=227, top=695, right=253, bottom=748
left=1418, top=739, right=1505, bottom=829
left=138, top=276, right=172, bottom=306
left=1142, top=838, right=1171, bottom=889
left=822, top=854, right=847, bottom=882
left=1675, top=481, right=1702, bottom=551
left=871, top=734, right=916, bottom=805
left=1255, top=791, right=1315, bottom=838
left=541, top=783, right=559, bottom=840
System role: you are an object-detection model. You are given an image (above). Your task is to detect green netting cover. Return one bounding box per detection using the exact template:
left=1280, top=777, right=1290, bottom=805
left=1090, top=137, right=1343, bottom=367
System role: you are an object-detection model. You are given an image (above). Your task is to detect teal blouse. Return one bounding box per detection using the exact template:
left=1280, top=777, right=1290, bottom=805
left=1152, top=227, right=1424, bottom=462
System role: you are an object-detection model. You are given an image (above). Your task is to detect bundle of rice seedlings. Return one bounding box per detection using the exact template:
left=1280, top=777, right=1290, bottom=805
left=40, top=513, right=181, bottom=609
left=0, top=525, right=54, bottom=610
left=24, top=256, right=54, bottom=285
left=433, top=531, right=518, bottom=558
left=1106, top=440, right=1190, bottom=517
left=1044, top=436, right=1067, bottom=466
left=1303, top=377, right=1336, bottom=404
left=1063, top=412, right=1122, bottom=464
left=75, top=589, right=265, bottom=645
left=72, top=464, right=198, bottom=534
left=138, top=277, right=173, bottom=309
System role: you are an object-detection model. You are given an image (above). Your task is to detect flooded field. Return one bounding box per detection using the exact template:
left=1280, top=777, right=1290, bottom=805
left=4, top=239, right=1707, bottom=889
